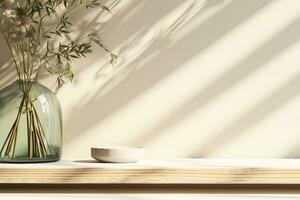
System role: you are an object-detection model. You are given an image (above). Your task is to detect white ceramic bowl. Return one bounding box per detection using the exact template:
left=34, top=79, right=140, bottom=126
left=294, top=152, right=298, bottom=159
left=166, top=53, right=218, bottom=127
left=91, top=147, right=145, bottom=163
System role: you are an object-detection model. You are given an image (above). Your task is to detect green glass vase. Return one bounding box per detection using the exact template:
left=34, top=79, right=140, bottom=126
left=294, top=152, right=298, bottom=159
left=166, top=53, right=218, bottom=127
left=0, top=80, right=62, bottom=163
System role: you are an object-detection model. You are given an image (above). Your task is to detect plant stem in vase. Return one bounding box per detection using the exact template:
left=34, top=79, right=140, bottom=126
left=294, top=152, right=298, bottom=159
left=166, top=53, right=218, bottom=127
left=0, top=0, right=117, bottom=162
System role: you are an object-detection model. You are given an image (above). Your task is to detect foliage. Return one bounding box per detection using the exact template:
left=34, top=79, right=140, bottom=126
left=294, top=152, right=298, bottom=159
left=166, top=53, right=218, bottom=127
left=0, top=0, right=117, bottom=85
left=0, top=0, right=117, bottom=160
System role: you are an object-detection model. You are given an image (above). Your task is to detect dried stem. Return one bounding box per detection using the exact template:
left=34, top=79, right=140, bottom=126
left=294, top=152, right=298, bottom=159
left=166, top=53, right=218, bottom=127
left=0, top=0, right=116, bottom=160
left=0, top=83, right=52, bottom=159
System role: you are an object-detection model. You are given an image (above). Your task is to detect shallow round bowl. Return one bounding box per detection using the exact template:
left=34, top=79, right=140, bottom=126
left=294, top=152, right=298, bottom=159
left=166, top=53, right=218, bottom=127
left=91, top=147, right=145, bottom=163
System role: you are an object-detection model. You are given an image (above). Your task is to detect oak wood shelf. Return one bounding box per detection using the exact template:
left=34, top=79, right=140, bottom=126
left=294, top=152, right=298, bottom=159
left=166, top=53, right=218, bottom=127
left=0, top=159, right=300, bottom=184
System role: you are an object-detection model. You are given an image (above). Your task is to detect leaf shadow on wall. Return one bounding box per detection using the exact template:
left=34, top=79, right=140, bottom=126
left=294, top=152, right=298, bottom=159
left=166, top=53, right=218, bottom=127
left=32, top=0, right=122, bottom=84
left=131, top=15, right=300, bottom=157
left=190, top=70, right=300, bottom=158
left=63, top=0, right=274, bottom=147
left=0, top=35, right=17, bottom=88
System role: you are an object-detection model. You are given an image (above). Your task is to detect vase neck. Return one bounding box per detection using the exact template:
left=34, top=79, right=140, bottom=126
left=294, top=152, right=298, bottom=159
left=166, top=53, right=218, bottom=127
left=17, top=79, right=37, bottom=83
left=15, top=79, right=38, bottom=85
left=15, top=79, right=38, bottom=92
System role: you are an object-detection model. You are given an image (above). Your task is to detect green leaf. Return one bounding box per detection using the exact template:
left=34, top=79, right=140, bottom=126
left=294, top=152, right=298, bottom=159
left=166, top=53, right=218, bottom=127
left=110, top=53, right=117, bottom=65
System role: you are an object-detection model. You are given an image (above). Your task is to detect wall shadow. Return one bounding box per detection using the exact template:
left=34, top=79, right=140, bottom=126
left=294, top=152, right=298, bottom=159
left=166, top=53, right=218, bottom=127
left=129, top=15, right=300, bottom=150
left=0, top=35, right=16, bottom=89
left=65, top=0, right=182, bottom=79
left=64, top=0, right=273, bottom=143
left=191, top=70, right=300, bottom=157
left=285, top=141, right=300, bottom=158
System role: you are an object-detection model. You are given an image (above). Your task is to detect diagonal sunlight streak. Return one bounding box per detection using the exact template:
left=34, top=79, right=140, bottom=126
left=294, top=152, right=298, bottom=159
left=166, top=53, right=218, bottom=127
left=142, top=17, right=300, bottom=158
left=63, top=0, right=273, bottom=156
left=62, top=0, right=237, bottom=153
left=59, top=0, right=189, bottom=116
left=62, top=2, right=276, bottom=158
left=124, top=1, right=300, bottom=145
left=195, top=70, right=300, bottom=158
left=56, top=0, right=139, bottom=110
left=64, top=0, right=210, bottom=109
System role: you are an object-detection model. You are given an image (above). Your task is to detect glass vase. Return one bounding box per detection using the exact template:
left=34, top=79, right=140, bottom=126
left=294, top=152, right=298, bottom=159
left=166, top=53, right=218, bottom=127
left=0, top=80, right=62, bottom=163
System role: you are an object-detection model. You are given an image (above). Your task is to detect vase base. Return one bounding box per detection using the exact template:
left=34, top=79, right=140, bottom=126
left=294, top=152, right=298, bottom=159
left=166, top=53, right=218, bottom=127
left=0, top=156, right=60, bottom=163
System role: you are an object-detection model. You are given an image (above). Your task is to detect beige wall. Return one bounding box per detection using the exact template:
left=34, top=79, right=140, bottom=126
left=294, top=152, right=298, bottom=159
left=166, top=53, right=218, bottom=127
left=2, top=0, right=300, bottom=159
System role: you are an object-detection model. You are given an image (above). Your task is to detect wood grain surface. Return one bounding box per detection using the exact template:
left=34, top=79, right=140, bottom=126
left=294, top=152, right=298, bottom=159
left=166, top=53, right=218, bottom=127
left=0, top=159, right=300, bottom=184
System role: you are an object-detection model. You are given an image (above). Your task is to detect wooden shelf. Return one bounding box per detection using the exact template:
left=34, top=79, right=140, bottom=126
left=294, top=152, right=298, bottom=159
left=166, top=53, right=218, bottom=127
left=1, top=159, right=300, bottom=184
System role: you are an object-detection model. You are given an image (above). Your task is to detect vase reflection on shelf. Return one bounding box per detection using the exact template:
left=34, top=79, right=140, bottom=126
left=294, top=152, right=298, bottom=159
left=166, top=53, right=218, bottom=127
left=0, top=80, right=62, bottom=163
